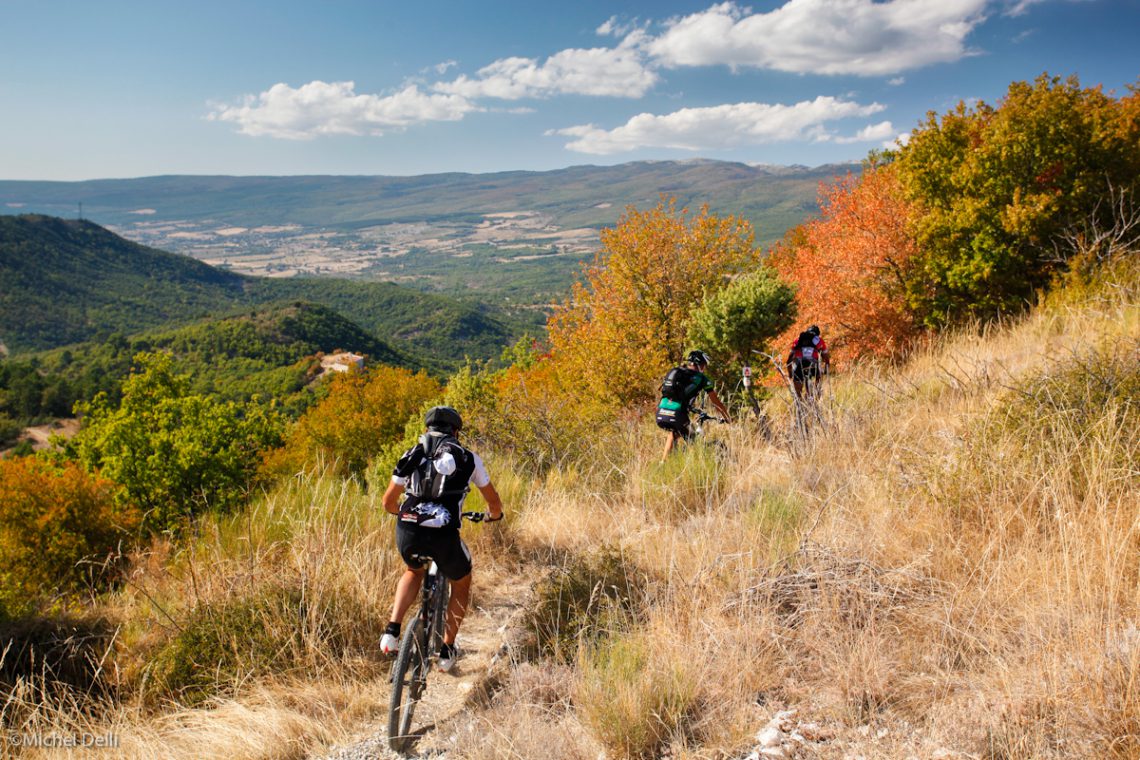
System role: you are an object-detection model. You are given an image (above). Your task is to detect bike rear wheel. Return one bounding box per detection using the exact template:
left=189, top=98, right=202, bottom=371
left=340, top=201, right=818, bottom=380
left=387, top=616, right=427, bottom=753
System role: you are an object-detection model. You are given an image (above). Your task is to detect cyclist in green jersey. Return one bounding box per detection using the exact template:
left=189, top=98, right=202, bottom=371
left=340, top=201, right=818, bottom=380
left=656, top=350, right=730, bottom=459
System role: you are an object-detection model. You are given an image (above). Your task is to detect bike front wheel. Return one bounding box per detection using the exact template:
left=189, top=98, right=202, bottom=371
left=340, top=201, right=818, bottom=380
left=388, top=616, right=427, bottom=753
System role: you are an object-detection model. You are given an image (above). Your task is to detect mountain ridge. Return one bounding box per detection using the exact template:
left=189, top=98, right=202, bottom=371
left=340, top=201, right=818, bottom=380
left=1, top=160, right=846, bottom=304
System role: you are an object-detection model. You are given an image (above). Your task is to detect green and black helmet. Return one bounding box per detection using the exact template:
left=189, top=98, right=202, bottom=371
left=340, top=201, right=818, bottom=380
left=686, top=350, right=711, bottom=368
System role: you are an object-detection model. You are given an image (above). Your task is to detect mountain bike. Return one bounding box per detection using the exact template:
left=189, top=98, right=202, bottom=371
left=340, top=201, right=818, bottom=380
left=387, top=510, right=495, bottom=754
left=730, top=361, right=774, bottom=440
left=691, top=408, right=726, bottom=436
left=788, top=359, right=828, bottom=440
left=690, top=408, right=730, bottom=457
left=753, top=350, right=827, bottom=441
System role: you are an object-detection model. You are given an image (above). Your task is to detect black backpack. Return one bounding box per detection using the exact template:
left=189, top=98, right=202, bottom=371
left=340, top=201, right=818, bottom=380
left=795, top=331, right=817, bottom=350
left=661, top=366, right=698, bottom=402
left=405, top=433, right=471, bottom=501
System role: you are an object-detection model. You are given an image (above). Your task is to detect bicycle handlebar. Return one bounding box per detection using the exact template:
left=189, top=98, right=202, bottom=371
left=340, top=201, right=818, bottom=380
left=461, top=510, right=503, bottom=523
left=693, top=409, right=729, bottom=424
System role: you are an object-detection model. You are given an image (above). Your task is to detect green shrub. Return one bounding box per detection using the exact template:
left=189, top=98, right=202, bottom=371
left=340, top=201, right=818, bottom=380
left=686, top=266, right=797, bottom=388
left=999, top=341, right=1138, bottom=475
left=0, top=412, right=22, bottom=447
left=69, top=352, right=284, bottom=533
left=747, top=487, right=803, bottom=559
left=639, top=439, right=727, bottom=521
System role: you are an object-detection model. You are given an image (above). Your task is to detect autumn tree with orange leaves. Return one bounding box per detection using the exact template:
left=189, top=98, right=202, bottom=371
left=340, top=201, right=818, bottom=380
left=549, top=199, right=760, bottom=405
left=770, top=165, right=921, bottom=361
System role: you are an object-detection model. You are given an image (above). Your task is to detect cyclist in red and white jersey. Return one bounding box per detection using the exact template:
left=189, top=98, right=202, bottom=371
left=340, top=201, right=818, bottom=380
left=786, top=325, right=830, bottom=399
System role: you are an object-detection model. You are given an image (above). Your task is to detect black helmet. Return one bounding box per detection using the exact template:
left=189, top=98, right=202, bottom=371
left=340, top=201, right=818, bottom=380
left=808, top=325, right=820, bottom=337
left=686, top=350, right=711, bottom=368
left=425, top=405, right=462, bottom=434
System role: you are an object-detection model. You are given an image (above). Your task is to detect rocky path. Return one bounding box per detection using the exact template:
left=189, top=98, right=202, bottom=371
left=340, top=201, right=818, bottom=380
left=314, top=574, right=532, bottom=760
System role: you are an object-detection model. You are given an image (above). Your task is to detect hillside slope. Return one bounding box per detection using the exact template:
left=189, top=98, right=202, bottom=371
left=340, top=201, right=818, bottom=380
left=0, top=214, right=521, bottom=363
left=0, top=214, right=247, bottom=351
left=6, top=261, right=1137, bottom=760
left=35, top=301, right=410, bottom=406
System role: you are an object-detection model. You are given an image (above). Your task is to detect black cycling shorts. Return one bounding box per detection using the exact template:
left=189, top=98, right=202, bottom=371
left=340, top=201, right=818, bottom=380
left=396, top=522, right=472, bottom=581
left=655, top=406, right=693, bottom=440
left=789, top=359, right=820, bottom=383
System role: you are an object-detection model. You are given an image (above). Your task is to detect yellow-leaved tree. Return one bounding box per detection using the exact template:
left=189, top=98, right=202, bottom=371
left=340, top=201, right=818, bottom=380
left=549, top=198, right=760, bottom=405
left=261, top=364, right=440, bottom=481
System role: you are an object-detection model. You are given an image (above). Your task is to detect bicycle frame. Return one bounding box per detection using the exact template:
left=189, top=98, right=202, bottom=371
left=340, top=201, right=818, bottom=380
left=388, top=559, right=449, bottom=753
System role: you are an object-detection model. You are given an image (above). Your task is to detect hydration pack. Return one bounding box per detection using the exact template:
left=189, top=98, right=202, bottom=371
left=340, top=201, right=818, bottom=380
left=405, top=432, right=471, bottom=501
left=660, top=367, right=698, bottom=402
left=795, top=331, right=821, bottom=361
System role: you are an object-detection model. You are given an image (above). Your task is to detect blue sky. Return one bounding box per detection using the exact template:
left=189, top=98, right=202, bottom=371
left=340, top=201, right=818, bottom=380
left=1, top=0, right=1137, bottom=180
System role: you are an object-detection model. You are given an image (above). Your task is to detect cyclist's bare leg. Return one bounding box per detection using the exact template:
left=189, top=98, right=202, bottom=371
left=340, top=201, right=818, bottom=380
left=662, top=430, right=680, bottom=460
left=793, top=379, right=804, bottom=399
left=443, top=573, right=471, bottom=646
left=388, top=567, right=426, bottom=627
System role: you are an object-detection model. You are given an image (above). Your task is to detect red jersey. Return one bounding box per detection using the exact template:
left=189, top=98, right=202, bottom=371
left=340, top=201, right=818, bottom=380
left=790, top=335, right=828, bottom=362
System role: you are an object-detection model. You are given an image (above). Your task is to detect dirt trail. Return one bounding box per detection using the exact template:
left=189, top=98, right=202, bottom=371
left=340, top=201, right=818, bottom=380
left=316, top=573, right=533, bottom=760
left=17, top=418, right=80, bottom=451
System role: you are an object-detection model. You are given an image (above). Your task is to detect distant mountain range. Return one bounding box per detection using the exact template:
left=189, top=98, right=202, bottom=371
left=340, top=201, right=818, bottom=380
left=0, top=161, right=855, bottom=305
left=0, top=214, right=521, bottom=366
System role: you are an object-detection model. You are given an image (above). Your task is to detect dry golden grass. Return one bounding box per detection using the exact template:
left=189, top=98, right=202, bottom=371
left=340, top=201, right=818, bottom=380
left=494, top=261, right=1138, bottom=758
left=3, top=676, right=390, bottom=760
left=5, top=261, right=1135, bottom=759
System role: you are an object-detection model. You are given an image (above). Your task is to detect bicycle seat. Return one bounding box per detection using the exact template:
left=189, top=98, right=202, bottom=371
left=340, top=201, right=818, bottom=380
left=408, top=553, right=435, bottom=566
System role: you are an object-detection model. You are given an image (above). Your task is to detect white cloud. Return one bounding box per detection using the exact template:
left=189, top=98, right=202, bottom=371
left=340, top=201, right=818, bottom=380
left=597, top=15, right=644, bottom=38
left=548, top=96, right=887, bottom=154
left=432, top=60, right=458, bottom=75
left=1003, top=0, right=1055, bottom=15
left=834, top=120, right=897, bottom=143
left=647, top=0, right=989, bottom=75
left=208, top=80, right=479, bottom=139
left=888, top=76, right=906, bottom=86
left=597, top=16, right=620, bottom=36
left=434, top=43, right=657, bottom=100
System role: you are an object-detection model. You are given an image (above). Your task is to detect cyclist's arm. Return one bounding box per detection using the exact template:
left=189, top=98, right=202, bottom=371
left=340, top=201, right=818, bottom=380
left=381, top=482, right=404, bottom=515
left=476, top=482, right=504, bottom=521
left=471, top=452, right=503, bottom=521
left=707, top=390, right=730, bottom=421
